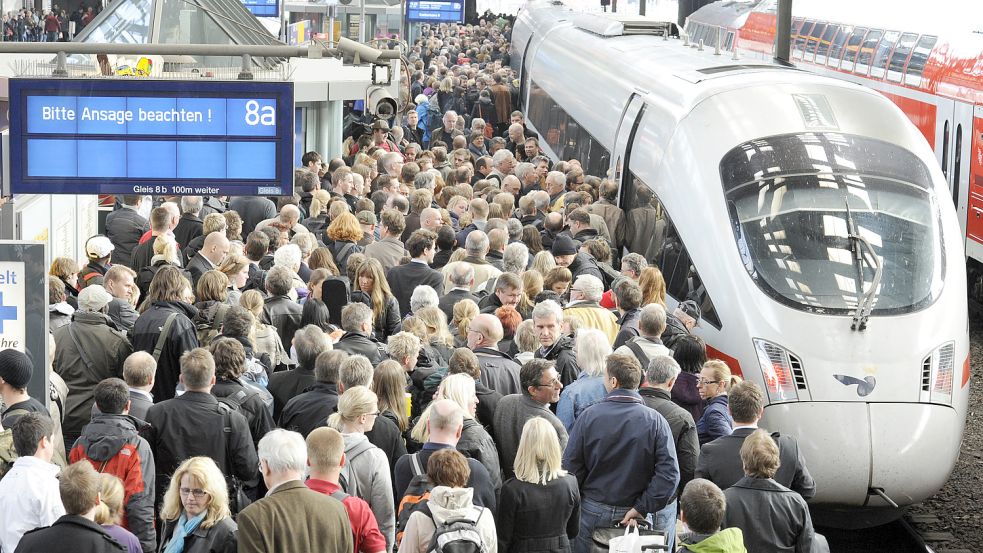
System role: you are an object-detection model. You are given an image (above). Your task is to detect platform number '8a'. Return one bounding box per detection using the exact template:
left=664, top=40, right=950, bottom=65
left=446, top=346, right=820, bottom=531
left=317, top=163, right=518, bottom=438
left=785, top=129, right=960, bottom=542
left=245, top=100, right=276, bottom=126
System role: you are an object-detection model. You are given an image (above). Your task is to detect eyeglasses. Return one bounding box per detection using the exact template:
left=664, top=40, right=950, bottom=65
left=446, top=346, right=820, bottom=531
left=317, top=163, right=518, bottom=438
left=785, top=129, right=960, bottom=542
left=697, top=379, right=721, bottom=386
left=179, top=488, right=209, bottom=498
left=535, top=377, right=562, bottom=388
left=365, top=411, right=381, bottom=417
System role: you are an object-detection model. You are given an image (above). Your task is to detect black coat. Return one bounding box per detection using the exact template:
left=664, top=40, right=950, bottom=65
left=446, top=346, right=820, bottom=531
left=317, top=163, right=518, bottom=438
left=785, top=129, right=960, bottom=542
left=438, top=288, right=480, bottom=321
left=696, top=427, right=816, bottom=500
left=475, top=381, right=502, bottom=433
left=567, top=252, right=604, bottom=283
left=497, top=475, right=580, bottom=553
left=387, top=261, right=445, bottom=317
left=157, top=516, right=237, bottom=553
left=144, top=392, right=258, bottom=499
left=261, top=295, right=302, bottom=354
left=136, top=262, right=193, bottom=307
left=105, top=207, right=148, bottom=269
left=129, top=235, right=161, bottom=273
left=364, top=411, right=408, bottom=469
left=173, top=213, right=204, bottom=251
left=131, top=301, right=199, bottom=402
left=186, top=252, right=215, bottom=288
left=333, top=332, right=386, bottom=365
left=15, top=515, right=125, bottom=553
left=267, top=366, right=316, bottom=421
left=212, top=379, right=275, bottom=449
left=230, top=196, right=276, bottom=237
left=535, top=336, right=580, bottom=387
left=278, top=381, right=339, bottom=437
left=639, top=387, right=700, bottom=498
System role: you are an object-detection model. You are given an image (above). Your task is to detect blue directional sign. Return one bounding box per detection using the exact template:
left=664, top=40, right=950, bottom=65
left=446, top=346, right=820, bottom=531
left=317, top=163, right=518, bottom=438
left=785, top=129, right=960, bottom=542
left=0, top=292, right=16, bottom=333
left=241, top=0, right=278, bottom=17
left=9, top=79, right=294, bottom=196
left=407, top=0, right=463, bottom=23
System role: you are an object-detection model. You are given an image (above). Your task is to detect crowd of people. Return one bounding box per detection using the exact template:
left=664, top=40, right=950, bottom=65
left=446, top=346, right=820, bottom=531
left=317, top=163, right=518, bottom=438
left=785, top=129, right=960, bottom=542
left=0, top=16, right=830, bottom=553
left=1, top=4, right=97, bottom=43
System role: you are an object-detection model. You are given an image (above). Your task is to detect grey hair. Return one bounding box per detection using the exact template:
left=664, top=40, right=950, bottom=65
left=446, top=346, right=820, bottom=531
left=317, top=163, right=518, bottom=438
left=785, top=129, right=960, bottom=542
left=506, top=218, right=523, bottom=241
left=639, top=303, right=668, bottom=337
left=621, top=253, right=647, bottom=277
left=492, top=148, right=514, bottom=168
left=532, top=299, right=563, bottom=322
left=546, top=171, right=567, bottom=188
left=414, top=171, right=436, bottom=190
left=180, top=195, right=203, bottom=215
left=573, top=275, right=603, bottom=302
left=465, top=230, right=489, bottom=256
left=382, top=152, right=402, bottom=172
left=470, top=117, right=486, bottom=130
left=575, top=328, right=612, bottom=378
left=646, top=355, right=681, bottom=385
left=341, top=302, right=374, bottom=332
left=273, top=243, right=302, bottom=271
left=293, top=325, right=331, bottom=368
left=340, top=355, right=374, bottom=389
left=258, top=429, right=307, bottom=473
left=503, top=242, right=529, bottom=274
left=514, top=162, right=535, bottom=181
left=450, top=262, right=475, bottom=287
left=531, top=190, right=550, bottom=211
left=410, top=285, right=439, bottom=313
left=290, top=233, right=317, bottom=257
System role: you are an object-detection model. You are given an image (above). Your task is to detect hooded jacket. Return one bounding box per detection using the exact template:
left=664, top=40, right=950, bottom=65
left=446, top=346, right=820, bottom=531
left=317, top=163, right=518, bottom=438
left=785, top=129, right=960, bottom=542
left=398, top=486, right=497, bottom=553
left=70, top=414, right=156, bottom=553
left=535, top=335, right=580, bottom=387
left=52, top=310, right=133, bottom=437
left=678, top=528, right=748, bottom=553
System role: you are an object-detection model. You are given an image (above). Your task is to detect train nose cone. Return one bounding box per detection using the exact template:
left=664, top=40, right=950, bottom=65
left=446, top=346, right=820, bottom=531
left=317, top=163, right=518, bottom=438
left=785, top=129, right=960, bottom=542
left=761, top=402, right=961, bottom=508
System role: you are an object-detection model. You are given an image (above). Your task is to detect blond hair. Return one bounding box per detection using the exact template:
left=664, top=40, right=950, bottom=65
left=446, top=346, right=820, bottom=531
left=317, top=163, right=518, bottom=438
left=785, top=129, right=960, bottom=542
left=703, top=359, right=742, bottom=391
left=452, top=299, right=479, bottom=340
left=94, top=473, right=125, bottom=525
left=741, top=429, right=780, bottom=479
left=514, top=417, right=567, bottom=485
left=327, top=386, right=378, bottom=431
left=160, top=457, right=231, bottom=529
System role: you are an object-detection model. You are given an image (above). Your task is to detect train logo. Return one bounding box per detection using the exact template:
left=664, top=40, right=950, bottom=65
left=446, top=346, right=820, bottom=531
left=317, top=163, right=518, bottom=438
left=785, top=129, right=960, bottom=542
left=833, top=374, right=877, bottom=397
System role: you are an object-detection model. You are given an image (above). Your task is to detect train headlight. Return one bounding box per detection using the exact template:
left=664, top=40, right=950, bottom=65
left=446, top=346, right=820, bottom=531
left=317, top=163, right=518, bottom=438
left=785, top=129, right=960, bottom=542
left=921, top=342, right=955, bottom=405
left=753, top=338, right=800, bottom=403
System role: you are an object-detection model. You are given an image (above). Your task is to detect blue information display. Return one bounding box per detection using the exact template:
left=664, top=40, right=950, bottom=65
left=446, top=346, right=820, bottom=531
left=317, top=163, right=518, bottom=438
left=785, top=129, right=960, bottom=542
left=407, top=0, right=463, bottom=22
left=241, top=0, right=277, bottom=18
left=9, top=79, right=294, bottom=196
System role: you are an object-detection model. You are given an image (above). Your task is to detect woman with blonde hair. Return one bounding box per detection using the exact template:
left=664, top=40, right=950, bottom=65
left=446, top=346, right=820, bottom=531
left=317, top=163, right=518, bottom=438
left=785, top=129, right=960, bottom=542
left=216, top=255, right=249, bottom=305
left=697, top=359, right=742, bottom=445
left=530, top=250, right=556, bottom=276
left=513, top=320, right=538, bottom=366
left=497, top=417, right=580, bottom=553
left=325, top=212, right=364, bottom=274
left=136, top=236, right=190, bottom=303
left=639, top=266, right=668, bottom=308
left=327, top=386, right=395, bottom=549
left=413, top=306, right=455, bottom=364
left=411, top=374, right=502, bottom=490
left=239, top=289, right=289, bottom=369
left=353, top=258, right=399, bottom=340
left=158, top=456, right=237, bottom=553
left=303, top=189, right=333, bottom=234
left=450, top=299, right=479, bottom=348
left=94, top=474, right=142, bottom=553
left=518, top=270, right=543, bottom=319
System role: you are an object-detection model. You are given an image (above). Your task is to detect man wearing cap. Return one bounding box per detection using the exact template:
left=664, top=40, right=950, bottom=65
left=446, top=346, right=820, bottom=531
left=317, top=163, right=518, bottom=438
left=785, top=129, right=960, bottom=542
left=552, top=234, right=604, bottom=283
left=78, top=235, right=114, bottom=289
left=356, top=211, right=377, bottom=248
left=365, top=119, right=399, bottom=153
left=52, top=284, right=133, bottom=449
left=663, top=300, right=701, bottom=349
left=0, top=349, right=49, bottom=428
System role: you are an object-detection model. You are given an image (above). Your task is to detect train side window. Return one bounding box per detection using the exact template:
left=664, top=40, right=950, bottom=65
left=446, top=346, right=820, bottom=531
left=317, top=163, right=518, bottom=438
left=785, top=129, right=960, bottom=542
left=854, top=29, right=883, bottom=76
left=623, top=172, right=722, bottom=329
left=887, top=33, right=919, bottom=83
left=870, top=30, right=900, bottom=79
left=725, top=31, right=734, bottom=51
left=942, top=120, right=950, bottom=179
left=954, top=124, right=963, bottom=205
left=904, top=35, right=938, bottom=88
left=814, top=24, right=839, bottom=65
left=803, top=22, right=826, bottom=62
left=827, top=25, right=851, bottom=68
left=793, top=20, right=814, bottom=59
left=840, top=27, right=868, bottom=72
left=527, top=80, right=609, bottom=172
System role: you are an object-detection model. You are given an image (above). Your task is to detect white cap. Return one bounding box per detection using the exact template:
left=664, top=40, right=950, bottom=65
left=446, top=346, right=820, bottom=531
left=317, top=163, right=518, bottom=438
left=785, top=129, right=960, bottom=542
left=85, top=235, right=114, bottom=259
left=78, top=284, right=113, bottom=312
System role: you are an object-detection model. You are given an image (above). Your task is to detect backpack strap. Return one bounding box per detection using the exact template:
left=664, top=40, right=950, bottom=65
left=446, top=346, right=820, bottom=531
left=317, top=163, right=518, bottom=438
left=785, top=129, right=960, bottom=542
left=211, top=303, right=230, bottom=332
left=626, top=339, right=650, bottom=369
left=67, top=323, right=98, bottom=376
left=330, top=489, right=350, bottom=503
left=152, top=313, right=179, bottom=364
left=1, top=408, right=30, bottom=428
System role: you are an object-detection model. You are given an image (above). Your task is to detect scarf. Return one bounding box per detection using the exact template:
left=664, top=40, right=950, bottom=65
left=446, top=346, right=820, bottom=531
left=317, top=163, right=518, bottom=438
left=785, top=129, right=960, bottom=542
left=163, top=512, right=206, bottom=553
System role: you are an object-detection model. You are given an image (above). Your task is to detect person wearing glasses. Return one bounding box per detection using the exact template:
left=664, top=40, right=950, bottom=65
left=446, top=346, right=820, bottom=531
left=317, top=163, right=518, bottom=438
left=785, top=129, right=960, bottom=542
left=696, top=360, right=739, bottom=446
left=493, top=359, right=568, bottom=480
left=327, top=386, right=396, bottom=552
left=158, top=456, right=237, bottom=553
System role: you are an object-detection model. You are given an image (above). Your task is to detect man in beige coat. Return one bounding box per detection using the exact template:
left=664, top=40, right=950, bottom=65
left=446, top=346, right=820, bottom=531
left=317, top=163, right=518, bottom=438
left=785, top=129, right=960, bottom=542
left=364, top=210, right=407, bottom=272
left=238, top=429, right=354, bottom=553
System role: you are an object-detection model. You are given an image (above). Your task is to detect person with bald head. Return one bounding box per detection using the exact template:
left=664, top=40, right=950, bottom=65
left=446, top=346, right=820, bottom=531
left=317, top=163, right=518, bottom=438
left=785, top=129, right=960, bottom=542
left=419, top=208, right=443, bottom=233
left=256, top=204, right=310, bottom=238
left=466, top=313, right=521, bottom=396
left=393, top=399, right=497, bottom=515
left=186, top=231, right=230, bottom=287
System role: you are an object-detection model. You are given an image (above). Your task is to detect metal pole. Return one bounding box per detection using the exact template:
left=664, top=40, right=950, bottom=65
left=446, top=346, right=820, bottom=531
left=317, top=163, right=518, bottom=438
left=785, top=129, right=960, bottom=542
left=774, top=0, right=792, bottom=63
left=359, top=0, right=365, bottom=42
left=328, top=4, right=335, bottom=48
left=639, top=0, right=645, bottom=17
left=0, top=40, right=401, bottom=60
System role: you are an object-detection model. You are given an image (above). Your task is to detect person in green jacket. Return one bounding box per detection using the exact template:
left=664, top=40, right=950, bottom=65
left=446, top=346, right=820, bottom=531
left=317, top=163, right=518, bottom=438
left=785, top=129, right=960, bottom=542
left=677, top=479, right=747, bottom=553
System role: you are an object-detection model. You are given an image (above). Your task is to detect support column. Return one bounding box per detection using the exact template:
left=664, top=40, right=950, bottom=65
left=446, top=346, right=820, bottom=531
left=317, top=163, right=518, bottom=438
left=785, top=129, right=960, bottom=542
left=316, top=100, right=345, bottom=159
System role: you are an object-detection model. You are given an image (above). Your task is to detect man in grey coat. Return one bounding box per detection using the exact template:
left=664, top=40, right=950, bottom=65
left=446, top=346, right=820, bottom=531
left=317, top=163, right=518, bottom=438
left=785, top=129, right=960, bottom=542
left=467, top=314, right=521, bottom=396
left=493, top=359, right=568, bottom=479
left=364, top=209, right=407, bottom=271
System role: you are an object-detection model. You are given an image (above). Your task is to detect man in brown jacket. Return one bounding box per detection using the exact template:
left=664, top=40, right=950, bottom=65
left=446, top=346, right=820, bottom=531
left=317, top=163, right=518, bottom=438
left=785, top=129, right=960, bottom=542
left=489, top=73, right=513, bottom=135
left=237, top=429, right=354, bottom=553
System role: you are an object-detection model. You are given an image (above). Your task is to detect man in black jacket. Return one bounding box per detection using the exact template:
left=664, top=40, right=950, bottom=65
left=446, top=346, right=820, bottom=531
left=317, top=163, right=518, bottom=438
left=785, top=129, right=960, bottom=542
left=387, top=229, right=444, bottom=317
left=230, top=195, right=276, bottom=237
left=696, top=381, right=816, bottom=500
left=129, top=206, right=174, bottom=273
left=279, top=350, right=346, bottom=437
left=334, top=304, right=386, bottom=365
left=267, top=325, right=331, bottom=420
left=531, top=300, right=580, bottom=387
left=15, top=462, right=125, bottom=553
left=104, top=195, right=148, bottom=270
left=173, top=196, right=204, bottom=250
left=103, top=266, right=139, bottom=335
left=261, top=266, right=303, bottom=350
left=144, top=348, right=257, bottom=501
left=438, top=263, right=478, bottom=321
left=185, top=231, right=230, bottom=288
left=552, top=234, right=604, bottom=283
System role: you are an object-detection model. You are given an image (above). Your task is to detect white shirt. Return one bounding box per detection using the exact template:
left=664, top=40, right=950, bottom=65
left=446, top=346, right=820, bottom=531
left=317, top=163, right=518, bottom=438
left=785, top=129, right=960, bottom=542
left=0, top=456, right=65, bottom=553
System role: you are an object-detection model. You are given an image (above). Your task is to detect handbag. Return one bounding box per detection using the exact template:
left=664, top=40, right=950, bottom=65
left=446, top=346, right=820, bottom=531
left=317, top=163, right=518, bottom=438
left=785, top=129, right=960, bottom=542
left=591, top=519, right=668, bottom=553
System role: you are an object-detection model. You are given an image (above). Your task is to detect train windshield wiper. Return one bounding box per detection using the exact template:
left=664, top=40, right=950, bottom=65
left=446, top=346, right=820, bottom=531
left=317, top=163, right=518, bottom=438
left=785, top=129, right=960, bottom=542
left=845, top=201, right=883, bottom=331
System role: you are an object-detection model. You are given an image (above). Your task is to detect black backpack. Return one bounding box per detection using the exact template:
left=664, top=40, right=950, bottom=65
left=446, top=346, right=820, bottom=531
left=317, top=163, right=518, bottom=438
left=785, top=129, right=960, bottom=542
left=322, top=277, right=352, bottom=327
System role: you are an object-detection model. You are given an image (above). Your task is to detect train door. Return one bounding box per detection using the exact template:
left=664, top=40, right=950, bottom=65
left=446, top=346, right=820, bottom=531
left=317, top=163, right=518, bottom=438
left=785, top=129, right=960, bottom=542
left=966, top=105, right=983, bottom=261
left=610, top=93, right=647, bottom=190
left=952, top=102, right=974, bottom=239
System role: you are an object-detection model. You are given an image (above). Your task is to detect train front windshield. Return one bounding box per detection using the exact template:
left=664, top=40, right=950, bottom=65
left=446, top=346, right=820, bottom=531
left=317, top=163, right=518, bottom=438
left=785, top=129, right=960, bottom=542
left=720, top=132, right=944, bottom=315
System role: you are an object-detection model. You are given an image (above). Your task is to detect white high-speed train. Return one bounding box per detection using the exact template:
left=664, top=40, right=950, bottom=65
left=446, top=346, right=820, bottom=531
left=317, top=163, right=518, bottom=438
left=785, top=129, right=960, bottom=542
left=511, top=1, right=970, bottom=524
